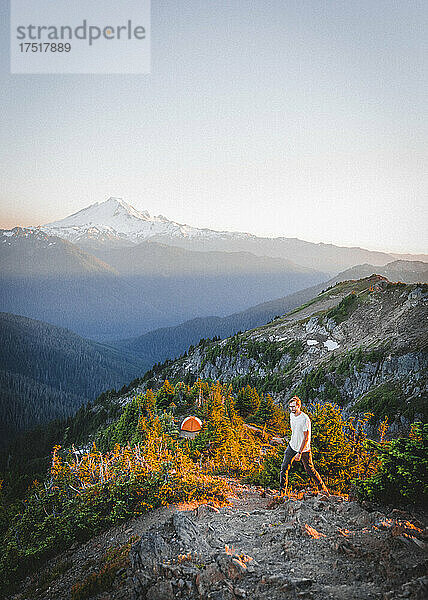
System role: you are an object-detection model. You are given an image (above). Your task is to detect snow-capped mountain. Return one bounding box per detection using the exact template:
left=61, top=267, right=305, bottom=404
left=2, top=204, right=426, bottom=340
left=43, top=197, right=252, bottom=246
left=40, top=197, right=421, bottom=273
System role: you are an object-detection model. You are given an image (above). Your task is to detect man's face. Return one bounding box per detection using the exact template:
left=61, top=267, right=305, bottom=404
left=289, top=401, right=298, bottom=413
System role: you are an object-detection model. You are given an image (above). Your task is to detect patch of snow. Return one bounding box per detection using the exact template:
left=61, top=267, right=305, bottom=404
left=324, top=339, right=339, bottom=351
left=2, top=231, right=13, bottom=237
left=306, top=339, right=319, bottom=346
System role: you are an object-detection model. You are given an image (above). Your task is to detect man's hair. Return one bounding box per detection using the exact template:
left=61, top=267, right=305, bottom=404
left=289, top=395, right=301, bottom=406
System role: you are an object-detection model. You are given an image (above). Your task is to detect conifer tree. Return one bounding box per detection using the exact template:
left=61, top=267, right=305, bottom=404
left=235, top=385, right=260, bottom=418
left=250, top=394, right=287, bottom=434
left=143, top=389, right=156, bottom=416
left=190, top=379, right=210, bottom=402
left=156, top=380, right=175, bottom=409
left=224, top=384, right=239, bottom=423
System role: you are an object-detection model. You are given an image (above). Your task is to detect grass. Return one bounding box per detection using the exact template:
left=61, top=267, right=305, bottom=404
left=325, top=293, right=358, bottom=324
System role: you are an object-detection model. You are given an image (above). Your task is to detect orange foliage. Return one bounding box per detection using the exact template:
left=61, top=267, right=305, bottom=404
left=50, top=427, right=230, bottom=508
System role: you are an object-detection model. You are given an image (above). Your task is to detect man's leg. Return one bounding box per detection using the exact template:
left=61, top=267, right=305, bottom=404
left=301, top=450, right=329, bottom=493
left=279, top=444, right=296, bottom=494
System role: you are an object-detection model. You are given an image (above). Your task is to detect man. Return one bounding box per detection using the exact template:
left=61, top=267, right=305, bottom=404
left=279, top=396, right=329, bottom=496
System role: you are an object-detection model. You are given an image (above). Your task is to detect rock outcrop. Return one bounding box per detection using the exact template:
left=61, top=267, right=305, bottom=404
left=10, top=480, right=427, bottom=600
left=126, top=487, right=427, bottom=600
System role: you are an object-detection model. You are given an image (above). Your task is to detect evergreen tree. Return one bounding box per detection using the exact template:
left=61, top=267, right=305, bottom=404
left=142, top=390, right=156, bottom=417
left=235, top=385, right=260, bottom=418
left=249, top=394, right=287, bottom=434
left=356, top=422, right=428, bottom=505
left=156, top=380, right=175, bottom=409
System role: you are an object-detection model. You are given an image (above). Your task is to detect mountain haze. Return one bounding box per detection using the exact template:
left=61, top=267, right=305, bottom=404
left=91, top=240, right=316, bottom=277
left=41, top=197, right=426, bottom=273
left=0, top=226, right=326, bottom=340
left=0, top=227, right=117, bottom=277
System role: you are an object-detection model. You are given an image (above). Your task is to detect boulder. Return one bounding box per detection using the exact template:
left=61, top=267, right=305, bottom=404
left=145, top=580, right=174, bottom=600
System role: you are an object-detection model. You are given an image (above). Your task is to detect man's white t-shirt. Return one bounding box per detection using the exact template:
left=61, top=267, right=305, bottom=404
left=290, top=411, right=311, bottom=452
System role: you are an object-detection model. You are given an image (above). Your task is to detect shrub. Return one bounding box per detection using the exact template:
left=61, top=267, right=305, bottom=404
left=0, top=430, right=230, bottom=595
left=188, top=383, right=271, bottom=477
left=326, top=293, right=358, bottom=324
left=356, top=422, right=428, bottom=506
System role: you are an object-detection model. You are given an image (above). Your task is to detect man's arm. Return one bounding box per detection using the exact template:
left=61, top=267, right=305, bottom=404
left=295, top=430, right=309, bottom=461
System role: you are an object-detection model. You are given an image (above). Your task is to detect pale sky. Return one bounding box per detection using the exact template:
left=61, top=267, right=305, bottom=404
left=0, top=1, right=427, bottom=253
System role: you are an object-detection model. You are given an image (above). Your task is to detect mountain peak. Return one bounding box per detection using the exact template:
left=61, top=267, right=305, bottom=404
left=102, top=197, right=152, bottom=220
left=38, top=197, right=421, bottom=273
left=44, top=197, right=158, bottom=234
left=106, top=196, right=124, bottom=204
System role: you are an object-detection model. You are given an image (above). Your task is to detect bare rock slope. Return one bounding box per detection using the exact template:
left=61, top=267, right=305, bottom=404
left=14, top=480, right=427, bottom=600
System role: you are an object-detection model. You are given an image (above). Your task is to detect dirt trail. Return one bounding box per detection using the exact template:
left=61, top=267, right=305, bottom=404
left=12, top=479, right=427, bottom=600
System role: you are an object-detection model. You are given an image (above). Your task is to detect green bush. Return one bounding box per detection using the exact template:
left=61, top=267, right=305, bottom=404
left=326, top=293, right=358, bottom=324
left=0, top=473, right=163, bottom=594
left=248, top=449, right=283, bottom=488
left=356, top=422, right=428, bottom=506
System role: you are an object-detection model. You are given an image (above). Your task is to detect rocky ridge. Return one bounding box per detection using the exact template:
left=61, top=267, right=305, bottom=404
left=159, top=277, right=428, bottom=431
left=12, top=480, right=427, bottom=600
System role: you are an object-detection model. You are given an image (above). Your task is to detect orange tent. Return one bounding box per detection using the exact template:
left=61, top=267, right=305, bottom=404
left=181, top=416, right=202, bottom=432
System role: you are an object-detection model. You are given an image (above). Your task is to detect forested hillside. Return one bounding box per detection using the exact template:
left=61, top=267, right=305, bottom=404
left=0, top=313, right=146, bottom=445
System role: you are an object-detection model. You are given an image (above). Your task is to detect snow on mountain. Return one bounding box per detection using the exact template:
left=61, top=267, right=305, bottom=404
left=1, top=227, right=56, bottom=246
left=42, top=197, right=252, bottom=245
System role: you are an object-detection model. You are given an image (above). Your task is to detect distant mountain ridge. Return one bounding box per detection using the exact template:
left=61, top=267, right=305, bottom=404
left=39, top=197, right=427, bottom=273
left=2, top=198, right=426, bottom=340
left=337, top=260, right=428, bottom=282
left=0, top=227, right=118, bottom=276
left=90, top=240, right=317, bottom=277
left=0, top=226, right=326, bottom=340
